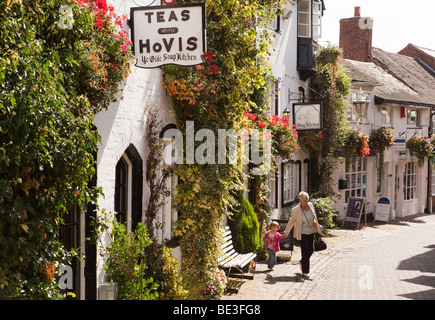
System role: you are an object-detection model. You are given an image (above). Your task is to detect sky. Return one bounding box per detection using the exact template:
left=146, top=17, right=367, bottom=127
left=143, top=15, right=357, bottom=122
left=319, top=0, right=435, bottom=53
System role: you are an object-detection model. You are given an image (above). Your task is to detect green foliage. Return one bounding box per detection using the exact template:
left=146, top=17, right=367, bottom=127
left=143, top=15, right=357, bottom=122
left=229, top=199, right=260, bottom=254
left=103, top=220, right=159, bottom=300
left=308, top=46, right=352, bottom=196
left=164, top=0, right=286, bottom=299
left=148, top=245, right=188, bottom=300
left=369, top=127, right=395, bottom=186
left=341, top=128, right=370, bottom=171
left=311, top=45, right=351, bottom=158
left=406, top=136, right=432, bottom=168
left=310, top=197, right=337, bottom=236
left=0, top=0, right=132, bottom=298
left=202, top=268, right=228, bottom=299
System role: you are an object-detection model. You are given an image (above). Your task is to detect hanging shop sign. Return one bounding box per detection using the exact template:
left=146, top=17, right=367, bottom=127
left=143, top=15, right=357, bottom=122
left=130, top=3, right=206, bottom=69
left=292, top=102, right=323, bottom=131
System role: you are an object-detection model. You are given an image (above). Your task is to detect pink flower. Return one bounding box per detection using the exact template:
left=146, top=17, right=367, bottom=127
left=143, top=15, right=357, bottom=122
left=115, top=18, right=123, bottom=28
left=120, top=44, right=128, bottom=51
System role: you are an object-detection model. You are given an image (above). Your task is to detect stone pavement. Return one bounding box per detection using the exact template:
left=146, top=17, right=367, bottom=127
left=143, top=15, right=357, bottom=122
left=221, top=213, right=435, bottom=300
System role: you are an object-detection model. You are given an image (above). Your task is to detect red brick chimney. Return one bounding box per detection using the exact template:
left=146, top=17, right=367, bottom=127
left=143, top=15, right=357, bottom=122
left=339, top=7, right=373, bottom=62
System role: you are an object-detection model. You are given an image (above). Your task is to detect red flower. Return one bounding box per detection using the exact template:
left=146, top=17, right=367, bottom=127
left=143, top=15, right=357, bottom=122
left=96, top=0, right=108, bottom=10
left=204, top=52, right=214, bottom=62
left=210, top=65, right=218, bottom=75
left=95, top=14, right=103, bottom=29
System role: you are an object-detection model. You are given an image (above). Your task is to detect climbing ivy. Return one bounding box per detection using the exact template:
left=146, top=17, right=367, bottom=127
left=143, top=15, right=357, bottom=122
left=303, top=46, right=352, bottom=196
left=163, top=0, right=286, bottom=298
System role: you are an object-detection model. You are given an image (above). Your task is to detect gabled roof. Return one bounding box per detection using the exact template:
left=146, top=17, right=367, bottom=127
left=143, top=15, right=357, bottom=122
left=371, top=47, right=435, bottom=106
left=342, top=58, right=433, bottom=107
left=398, top=43, right=435, bottom=74
left=413, top=45, right=435, bottom=59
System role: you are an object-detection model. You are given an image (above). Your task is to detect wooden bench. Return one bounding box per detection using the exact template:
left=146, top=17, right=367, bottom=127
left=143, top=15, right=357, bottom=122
left=218, top=226, right=257, bottom=284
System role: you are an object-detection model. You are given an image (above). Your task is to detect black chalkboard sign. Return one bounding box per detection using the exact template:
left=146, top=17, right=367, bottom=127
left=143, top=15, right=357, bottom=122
left=342, top=196, right=365, bottom=229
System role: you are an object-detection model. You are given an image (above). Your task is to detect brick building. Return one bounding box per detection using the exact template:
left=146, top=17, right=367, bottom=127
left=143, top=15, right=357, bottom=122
left=399, top=43, right=435, bottom=76
left=336, top=7, right=435, bottom=221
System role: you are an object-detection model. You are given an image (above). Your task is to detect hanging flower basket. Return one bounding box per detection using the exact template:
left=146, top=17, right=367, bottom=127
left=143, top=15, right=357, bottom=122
left=342, top=129, right=370, bottom=170
left=244, top=112, right=299, bottom=159
left=298, top=130, right=323, bottom=156
left=343, top=129, right=370, bottom=157
left=369, top=127, right=395, bottom=154
left=406, top=136, right=433, bottom=167
left=369, top=127, right=395, bottom=185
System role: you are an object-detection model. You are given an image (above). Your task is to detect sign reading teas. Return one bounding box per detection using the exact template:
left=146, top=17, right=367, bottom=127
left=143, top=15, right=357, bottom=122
left=131, top=3, right=206, bottom=69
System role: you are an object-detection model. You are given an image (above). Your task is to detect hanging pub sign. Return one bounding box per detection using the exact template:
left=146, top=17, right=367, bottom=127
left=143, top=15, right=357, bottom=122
left=292, top=102, right=323, bottom=131
left=130, top=3, right=206, bottom=69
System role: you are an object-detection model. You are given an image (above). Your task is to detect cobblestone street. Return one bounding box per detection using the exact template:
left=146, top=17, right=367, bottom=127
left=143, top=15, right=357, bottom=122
left=222, top=213, right=435, bottom=300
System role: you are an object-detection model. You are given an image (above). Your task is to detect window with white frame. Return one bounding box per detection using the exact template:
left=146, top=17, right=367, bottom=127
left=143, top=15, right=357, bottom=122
left=344, top=157, right=367, bottom=202
left=312, top=0, right=322, bottom=39
left=282, top=162, right=298, bottom=205
left=407, top=108, right=419, bottom=126
left=404, top=162, right=417, bottom=200
left=298, top=0, right=311, bottom=37
left=380, top=106, right=391, bottom=125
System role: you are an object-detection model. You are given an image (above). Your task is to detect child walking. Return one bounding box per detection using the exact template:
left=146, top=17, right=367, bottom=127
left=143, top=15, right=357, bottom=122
left=263, top=221, right=285, bottom=270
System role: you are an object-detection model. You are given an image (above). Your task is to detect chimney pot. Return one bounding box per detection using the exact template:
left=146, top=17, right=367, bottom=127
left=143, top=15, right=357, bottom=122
left=354, top=6, right=361, bottom=17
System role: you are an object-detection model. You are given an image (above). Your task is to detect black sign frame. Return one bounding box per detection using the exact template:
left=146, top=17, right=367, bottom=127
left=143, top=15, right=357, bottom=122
left=130, top=3, right=206, bottom=69
left=292, top=102, right=323, bottom=131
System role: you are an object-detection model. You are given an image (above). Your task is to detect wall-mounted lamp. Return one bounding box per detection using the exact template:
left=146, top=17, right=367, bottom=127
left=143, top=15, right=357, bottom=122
left=283, top=107, right=291, bottom=118
left=353, top=88, right=370, bottom=125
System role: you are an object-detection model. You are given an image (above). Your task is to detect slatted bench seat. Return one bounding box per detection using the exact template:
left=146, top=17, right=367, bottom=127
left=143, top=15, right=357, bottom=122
left=218, top=226, right=257, bottom=283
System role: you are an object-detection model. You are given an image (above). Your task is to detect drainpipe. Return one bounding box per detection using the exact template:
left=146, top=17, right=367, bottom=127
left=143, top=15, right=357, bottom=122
left=427, top=109, right=435, bottom=213
left=426, top=108, right=435, bottom=213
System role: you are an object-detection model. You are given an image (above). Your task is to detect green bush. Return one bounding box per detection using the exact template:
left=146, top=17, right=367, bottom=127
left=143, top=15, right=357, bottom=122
left=311, top=197, right=337, bottom=236
left=144, top=245, right=188, bottom=300
left=104, top=221, right=159, bottom=300
left=229, top=199, right=259, bottom=254
left=104, top=219, right=188, bottom=300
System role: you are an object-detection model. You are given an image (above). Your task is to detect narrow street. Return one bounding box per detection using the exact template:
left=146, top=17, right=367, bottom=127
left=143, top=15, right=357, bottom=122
left=222, top=213, right=435, bottom=300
